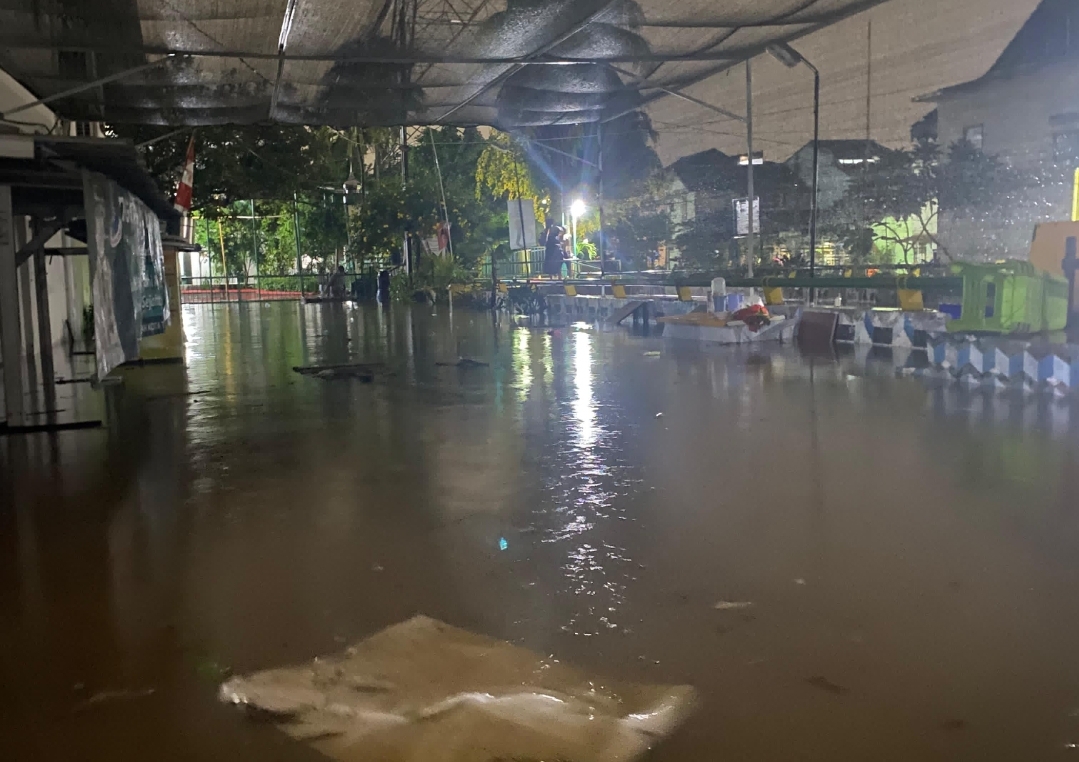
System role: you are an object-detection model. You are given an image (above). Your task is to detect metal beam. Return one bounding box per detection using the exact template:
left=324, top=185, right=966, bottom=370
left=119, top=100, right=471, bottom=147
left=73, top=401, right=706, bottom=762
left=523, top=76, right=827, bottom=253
left=522, top=137, right=598, bottom=169
left=625, top=0, right=892, bottom=118
left=15, top=219, right=63, bottom=267
left=0, top=44, right=745, bottom=65
left=656, top=87, right=745, bottom=123
left=2, top=57, right=178, bottom=119
left=639, top=7, right=903, bottom=28
left=435, top=0, right=648, bottom=123
left=269, top=0, right=301, bottom=120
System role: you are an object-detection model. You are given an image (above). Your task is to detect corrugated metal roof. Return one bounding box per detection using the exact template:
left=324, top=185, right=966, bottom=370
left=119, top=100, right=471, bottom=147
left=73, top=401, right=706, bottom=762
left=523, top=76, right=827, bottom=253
left=0, top=0, right=891, bottom=129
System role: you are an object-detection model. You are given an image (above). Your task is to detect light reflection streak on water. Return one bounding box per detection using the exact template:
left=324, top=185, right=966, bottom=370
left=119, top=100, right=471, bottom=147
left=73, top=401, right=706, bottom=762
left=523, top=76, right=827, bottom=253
left=544, top=330, right=628, bottom=637
left=572, top=332, right=596, bottom=451
left=514, top=329, right=532, bottom=401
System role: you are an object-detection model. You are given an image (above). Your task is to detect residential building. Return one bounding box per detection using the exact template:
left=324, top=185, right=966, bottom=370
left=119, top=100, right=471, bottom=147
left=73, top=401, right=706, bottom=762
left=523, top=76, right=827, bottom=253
left=921, top=0, right=1079, bottom=260
left=660, top=148, right=805, bottom=267
left=786, top=139, right=890, bottom=213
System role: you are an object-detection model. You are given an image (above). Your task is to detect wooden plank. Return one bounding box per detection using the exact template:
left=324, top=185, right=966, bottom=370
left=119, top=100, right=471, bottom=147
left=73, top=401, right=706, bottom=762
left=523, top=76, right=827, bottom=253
left=798, top=309, right=839, bottom=348
left=608, top=300, right=646, bottom=325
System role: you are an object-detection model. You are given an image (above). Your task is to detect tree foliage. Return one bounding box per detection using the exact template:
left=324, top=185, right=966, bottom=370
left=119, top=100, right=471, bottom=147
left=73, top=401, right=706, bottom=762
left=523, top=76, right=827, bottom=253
left=110, top=124, right=356, bottom=211
left=118, top=114, right=666, bottom=290
left=828, top=138, right=1025, bottom=262
left=475, top=132, right=544, bottom=202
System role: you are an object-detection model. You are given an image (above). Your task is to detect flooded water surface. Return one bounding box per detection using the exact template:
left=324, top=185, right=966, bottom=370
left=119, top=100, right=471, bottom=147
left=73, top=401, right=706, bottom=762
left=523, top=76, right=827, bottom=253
left=4, top=302, right=1079, bottom=760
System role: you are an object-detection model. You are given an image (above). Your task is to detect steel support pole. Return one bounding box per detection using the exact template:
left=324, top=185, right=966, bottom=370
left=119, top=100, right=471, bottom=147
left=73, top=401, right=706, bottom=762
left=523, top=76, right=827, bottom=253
left=293, top=193, right=304, bottom=296
left=598, top=122, right=606, bottom=277
left=250, top=199, right=260, bottom=300
left=0, top=187, right=24, bottom=426
left=16, top=220, right=34, bottom=363
left=401, top=126, right=411, bottom=282
left=204, top=216, right=215, bottom=304
left=745, top=59, right=756, bottom=278
left=428, top=130, right=454, bottom=258
left=32, top=242, right=56, bottom=417
left=809, top=67, right=820, bottom=303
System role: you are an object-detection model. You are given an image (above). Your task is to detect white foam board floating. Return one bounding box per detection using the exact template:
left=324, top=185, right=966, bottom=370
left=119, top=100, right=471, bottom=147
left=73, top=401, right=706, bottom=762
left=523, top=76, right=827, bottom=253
left=220, top=615, right=697, bottom=762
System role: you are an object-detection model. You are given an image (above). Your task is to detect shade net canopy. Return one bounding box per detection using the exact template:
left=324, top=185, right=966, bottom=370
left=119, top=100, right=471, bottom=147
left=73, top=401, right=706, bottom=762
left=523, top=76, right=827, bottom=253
left=0, top=0, right=889, bottom=129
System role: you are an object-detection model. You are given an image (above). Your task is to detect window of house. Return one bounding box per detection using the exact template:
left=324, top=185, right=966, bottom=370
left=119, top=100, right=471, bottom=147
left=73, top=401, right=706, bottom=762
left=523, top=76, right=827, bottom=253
left=963, top=125, right=984, bottom=150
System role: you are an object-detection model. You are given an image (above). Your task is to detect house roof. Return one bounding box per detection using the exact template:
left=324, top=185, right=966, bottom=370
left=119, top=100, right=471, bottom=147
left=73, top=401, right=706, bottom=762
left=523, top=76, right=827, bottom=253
left=667, top=147, right=798, bottom=196
left=0, top=0, right=892, bottom=130
left=667, top=148, right=734, bottom=193
left=919, top=0, right=1078, bottom=102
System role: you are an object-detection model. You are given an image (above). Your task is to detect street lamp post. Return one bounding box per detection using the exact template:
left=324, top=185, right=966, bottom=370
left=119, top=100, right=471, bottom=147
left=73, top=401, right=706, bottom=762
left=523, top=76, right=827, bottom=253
left=768, top=42, right=820, bottom=302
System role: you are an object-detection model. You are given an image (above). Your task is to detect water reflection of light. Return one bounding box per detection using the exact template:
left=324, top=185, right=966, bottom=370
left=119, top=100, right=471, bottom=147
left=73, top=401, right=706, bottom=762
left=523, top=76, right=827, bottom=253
left=514, top=329, right=532, bottom=401
left=573, top=332, right=596, bottom=450
left=543, top=334, right=554, bottom=386
left=541, top=329, right=631, bottom=638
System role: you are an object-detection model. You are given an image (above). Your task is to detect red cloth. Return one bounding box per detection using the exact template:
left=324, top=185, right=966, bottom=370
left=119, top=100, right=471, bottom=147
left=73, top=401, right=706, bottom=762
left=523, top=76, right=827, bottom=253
left=731, top=304, right=771, bottom=332
left=173, top=134, right=195, bottom=214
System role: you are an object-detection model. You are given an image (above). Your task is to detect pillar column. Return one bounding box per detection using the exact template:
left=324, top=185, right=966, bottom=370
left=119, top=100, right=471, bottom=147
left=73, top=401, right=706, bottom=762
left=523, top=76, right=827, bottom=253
left=0, top=186, right=25, bottom=426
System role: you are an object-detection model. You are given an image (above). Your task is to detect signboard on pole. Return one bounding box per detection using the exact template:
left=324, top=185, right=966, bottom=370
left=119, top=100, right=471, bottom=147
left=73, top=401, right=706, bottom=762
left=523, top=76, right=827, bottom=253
left=733, top=197, right=760, bottom=237
left=83, top=170, right=168, bottom=377
left=508, top=198, right=537, bottom=251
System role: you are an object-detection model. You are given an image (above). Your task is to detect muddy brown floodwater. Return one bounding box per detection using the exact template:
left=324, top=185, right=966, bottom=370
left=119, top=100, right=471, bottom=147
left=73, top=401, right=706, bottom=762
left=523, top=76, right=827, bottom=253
left=4, top=302, right=1079, bottom=761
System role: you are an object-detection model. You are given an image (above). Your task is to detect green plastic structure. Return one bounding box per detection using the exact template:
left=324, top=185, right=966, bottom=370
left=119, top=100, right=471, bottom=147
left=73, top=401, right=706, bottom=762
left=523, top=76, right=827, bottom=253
left=947, top=261, right=1069, bottom=334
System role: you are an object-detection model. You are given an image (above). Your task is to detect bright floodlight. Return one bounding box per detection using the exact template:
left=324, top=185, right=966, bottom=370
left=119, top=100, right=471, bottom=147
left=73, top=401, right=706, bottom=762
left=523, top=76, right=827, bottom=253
left=570, top=199, right=587, bottom=219
left=766, top=42, right=803, bottom=69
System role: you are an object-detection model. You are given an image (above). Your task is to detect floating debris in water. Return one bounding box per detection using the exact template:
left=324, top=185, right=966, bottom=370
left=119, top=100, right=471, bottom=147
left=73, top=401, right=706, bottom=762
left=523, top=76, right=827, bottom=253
left=805, top=676, right=848, bottom=696
left=794, top=578, right=807, bottom=586
left=293, top=363, right=382, bottom=382
left=75, top=688, right=156, bottom=712
left=219, top=616, right=696, bottom=762
left=436, top=357, right=489, bottom=368
left=643, top=351, right=661, bottom=357
left=713, top=601, right=753, bottom=611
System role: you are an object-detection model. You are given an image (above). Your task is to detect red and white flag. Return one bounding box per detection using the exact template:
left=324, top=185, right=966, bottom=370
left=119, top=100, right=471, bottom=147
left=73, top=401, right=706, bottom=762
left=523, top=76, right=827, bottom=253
left=173, top=134, right=195, bottom=214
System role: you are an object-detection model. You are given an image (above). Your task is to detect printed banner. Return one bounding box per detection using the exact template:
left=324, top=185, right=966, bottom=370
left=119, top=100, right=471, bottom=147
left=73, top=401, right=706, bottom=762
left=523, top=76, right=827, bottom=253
left=508, top=198, right=537, bottom=251
left=83, top=170, right=168, bottom=377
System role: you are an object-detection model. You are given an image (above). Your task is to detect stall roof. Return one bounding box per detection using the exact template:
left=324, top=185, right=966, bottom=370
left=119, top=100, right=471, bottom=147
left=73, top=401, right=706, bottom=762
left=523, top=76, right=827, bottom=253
left=0, top=135, right=179, bottom=223
left=0, top=0, right=890, bottom=130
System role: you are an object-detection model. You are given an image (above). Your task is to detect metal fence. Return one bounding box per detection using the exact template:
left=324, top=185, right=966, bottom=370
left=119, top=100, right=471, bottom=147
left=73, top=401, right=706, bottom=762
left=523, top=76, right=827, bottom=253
left=478, top=248, right=615, bottom=281
left=181, top=274, right=330, bottom=303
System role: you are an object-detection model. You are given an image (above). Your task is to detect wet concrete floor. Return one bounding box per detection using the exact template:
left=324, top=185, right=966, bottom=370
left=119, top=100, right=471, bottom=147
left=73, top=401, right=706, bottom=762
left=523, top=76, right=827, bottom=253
left=4, top=301, right=1079, bottom=760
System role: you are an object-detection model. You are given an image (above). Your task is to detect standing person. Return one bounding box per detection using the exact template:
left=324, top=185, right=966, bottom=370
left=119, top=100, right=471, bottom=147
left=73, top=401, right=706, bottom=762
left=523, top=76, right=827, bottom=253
left=330, top=265, right=347, bottom=298
left=542, top=218, right=566, bottom=277
left=317, top=265, right=329, bottom=296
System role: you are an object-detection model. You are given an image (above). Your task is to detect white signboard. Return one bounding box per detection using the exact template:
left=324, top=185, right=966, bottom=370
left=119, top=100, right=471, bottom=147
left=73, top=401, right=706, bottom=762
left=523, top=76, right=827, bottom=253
left=508, top=198, right=538, bottom=250
left=733, top=197, right=760, bottom=237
